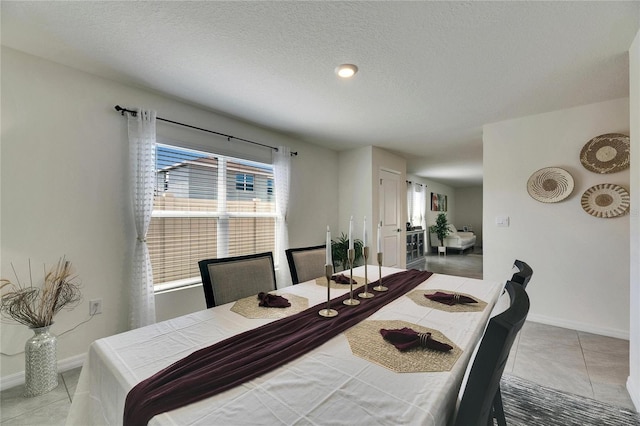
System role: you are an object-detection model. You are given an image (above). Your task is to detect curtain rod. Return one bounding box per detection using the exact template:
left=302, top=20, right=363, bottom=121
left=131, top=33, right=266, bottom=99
left=114, top=105, right=297, bottom=156
left=406, top=180, right=425, bottom=187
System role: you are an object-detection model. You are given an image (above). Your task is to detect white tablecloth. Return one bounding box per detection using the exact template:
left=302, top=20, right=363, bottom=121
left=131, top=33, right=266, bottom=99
left=66, top=267, right=502, bottom=426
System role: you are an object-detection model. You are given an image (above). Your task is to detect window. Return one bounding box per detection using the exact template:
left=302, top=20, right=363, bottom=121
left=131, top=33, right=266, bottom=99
left=235, top=173, right=254, bottom=191
left=148, top=144, right=276, bottom=291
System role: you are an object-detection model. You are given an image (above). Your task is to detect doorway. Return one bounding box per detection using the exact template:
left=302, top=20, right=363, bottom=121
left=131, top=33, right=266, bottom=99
left=378, top=168, right=403, bottom=267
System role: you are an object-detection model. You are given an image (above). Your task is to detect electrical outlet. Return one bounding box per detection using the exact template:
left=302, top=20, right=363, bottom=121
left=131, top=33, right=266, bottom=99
left=90, top=299, right=102, bottom=315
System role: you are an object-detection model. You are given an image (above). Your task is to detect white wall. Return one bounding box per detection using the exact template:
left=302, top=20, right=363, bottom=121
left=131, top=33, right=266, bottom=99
left=0, top=47, right=339, bottom=381
left=454, top=186, right=483, bottom=247
left=627, top=28, right=640, bottom=411
left=337, top=146, right=406, bottom=266
left=338, top=146, right=373, bottom=247
left=483, top=98, right=630, bottom=339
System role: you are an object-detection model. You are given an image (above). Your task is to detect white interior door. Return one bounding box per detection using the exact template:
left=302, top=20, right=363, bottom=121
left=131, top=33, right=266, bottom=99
left=379, top=169, right=403, bottom=267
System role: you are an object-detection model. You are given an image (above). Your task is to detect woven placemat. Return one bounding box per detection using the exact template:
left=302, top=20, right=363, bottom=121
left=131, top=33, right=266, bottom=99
left=231, top=293, right=309, bottom=319
left=314, top=275, right=370, bottom=290
left=407, top=290, right=487, bottom=312
left=344, top=319, right=462, bottom=373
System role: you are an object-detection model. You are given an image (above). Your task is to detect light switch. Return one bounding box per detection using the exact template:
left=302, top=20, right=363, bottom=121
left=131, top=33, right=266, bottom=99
left=495, top=216, right=510, bottom=227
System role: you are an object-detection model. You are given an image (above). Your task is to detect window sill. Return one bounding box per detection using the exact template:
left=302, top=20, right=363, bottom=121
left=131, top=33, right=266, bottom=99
left=153, top=266, right=284, bottom=295
left=154, top=278, right=202, bottom=295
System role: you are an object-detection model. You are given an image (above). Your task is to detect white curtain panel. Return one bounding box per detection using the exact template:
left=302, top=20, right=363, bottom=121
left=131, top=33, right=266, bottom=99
left=407, top=182, right=414, bottom=224
left=128, top=108, right=157, bottom=328
left=417, top=185, right=426, bottom=230
left=273, top=146, right=291, bottom=288
left=408, top=183, right=426, bottom=229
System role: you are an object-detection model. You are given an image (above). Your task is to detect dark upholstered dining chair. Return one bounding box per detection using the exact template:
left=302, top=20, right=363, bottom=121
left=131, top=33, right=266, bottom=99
left=198, top=252, right=277, bottom=308
left=285, top=244, right=327, bottom=285
left=511, top=259, right=533, bottom=289
left=454, top=281, right=530, bottom=426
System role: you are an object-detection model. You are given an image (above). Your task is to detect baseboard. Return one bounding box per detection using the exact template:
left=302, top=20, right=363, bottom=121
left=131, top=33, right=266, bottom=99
left=526, top=313, right=629, bottom=340
left=0, top=353, right=86, bottom=391
left=628, top=376, right=640, bottom=412
left=58, top=353, right=86, bottom=374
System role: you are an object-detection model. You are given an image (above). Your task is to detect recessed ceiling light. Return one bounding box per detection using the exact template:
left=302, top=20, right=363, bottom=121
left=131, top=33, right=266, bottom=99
left=335, top=64, right=358, bottom=78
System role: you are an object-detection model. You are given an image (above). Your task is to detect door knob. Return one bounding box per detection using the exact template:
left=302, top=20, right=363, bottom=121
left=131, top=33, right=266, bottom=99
left=396, top=228, right=401, bottom=232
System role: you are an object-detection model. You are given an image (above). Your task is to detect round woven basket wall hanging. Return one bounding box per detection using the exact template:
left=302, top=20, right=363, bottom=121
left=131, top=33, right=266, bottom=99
left=581, top=184, right=630, bottom=218
left=527, top=167, right=574, bottom=203
left=579, top=133, right=630, bottom=174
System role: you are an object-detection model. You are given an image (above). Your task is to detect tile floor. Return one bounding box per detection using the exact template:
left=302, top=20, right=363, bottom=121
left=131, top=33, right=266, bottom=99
left=423, top=246, right=484, bottom=279
left=1, top=251, right=636, bottom=424
left=508, top=321, right=634, bottom=410
left=424, top=248, right=635, bottom=410
left=1, top=368, right=79, bottom=425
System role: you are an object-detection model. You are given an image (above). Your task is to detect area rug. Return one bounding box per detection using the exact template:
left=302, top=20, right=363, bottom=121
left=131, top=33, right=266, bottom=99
left=501, top=374, right=640, bottom=426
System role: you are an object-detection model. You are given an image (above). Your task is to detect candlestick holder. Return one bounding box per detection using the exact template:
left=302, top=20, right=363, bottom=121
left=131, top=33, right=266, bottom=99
left=318, top=264, right=338, bottom=317
left=343, top=249, right=360, bottom=306
left=373, top=252, right=388, bottom=292
left=358, top=246, right=374, bottom=299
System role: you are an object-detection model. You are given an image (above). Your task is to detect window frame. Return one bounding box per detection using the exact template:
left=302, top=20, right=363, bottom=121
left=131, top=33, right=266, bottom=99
left=150, top=143, right=278, bottom=293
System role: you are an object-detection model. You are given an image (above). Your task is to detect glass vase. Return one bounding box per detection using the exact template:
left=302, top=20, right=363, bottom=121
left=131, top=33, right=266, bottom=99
left=24, top=325, right=58, bottom=397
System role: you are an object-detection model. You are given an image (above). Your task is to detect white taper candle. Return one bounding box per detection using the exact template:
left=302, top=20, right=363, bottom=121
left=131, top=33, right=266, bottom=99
left=326, top=226, right=332, bottom=265
left=348, top=216, right=354, bottom=250
left=363, top=216, right=367, bottom=247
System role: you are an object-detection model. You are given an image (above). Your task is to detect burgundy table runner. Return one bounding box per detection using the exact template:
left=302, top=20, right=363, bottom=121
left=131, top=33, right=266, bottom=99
left=124, top=269, right=432, bottom=425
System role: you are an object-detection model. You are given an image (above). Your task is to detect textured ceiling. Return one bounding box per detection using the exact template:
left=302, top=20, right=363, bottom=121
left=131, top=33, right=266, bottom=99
left=2, top=1, right=639, bottom=187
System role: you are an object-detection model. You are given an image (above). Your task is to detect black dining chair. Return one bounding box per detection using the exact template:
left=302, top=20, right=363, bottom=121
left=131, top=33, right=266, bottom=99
left=198, top=252, right=277, bottom=308
left=511, top=259, right=533, bottom=289
left=454, top=281, right=530, bottom=426
left=285, top=244, right=327, bottom=284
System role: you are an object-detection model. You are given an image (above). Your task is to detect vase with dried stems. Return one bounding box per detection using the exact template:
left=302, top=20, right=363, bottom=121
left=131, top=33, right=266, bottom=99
left=0, top=257, right=81, bottom=397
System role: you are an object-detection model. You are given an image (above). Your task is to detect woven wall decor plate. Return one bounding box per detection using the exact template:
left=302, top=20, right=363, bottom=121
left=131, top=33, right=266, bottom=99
left=527, top=167, right=574, bottom=203
left=580, top=133, right=630, bottom=174
left=581, top=184, right=630, bottom=218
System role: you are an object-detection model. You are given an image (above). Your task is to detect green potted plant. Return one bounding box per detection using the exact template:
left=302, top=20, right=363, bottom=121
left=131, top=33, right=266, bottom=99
left=429, top=213, right=451, bottom=250
left=331, top=232, right=364, bottom=271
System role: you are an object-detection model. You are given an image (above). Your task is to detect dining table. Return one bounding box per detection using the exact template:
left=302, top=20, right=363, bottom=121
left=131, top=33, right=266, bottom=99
left=65, top=266, right=503, bottom=426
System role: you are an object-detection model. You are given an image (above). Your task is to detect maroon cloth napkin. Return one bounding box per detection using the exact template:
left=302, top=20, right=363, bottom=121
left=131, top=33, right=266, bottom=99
left=380, top=327, right=453, bottom=352
left=124, top=269, right=433, bottom=425
left=331, top=274, right=357, bottom=284
left=425, top=291, right=477, bottom=306
left=257, top=292, right=291, bottom=308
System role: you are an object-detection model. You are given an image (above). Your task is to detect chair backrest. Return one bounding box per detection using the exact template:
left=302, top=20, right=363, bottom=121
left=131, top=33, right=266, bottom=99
left=285, top=244, right=327, bottom=284
left=454, top=281, right=530, bottom=426
left=198, top=252, right=277, bottom=308
left=511, top=259, right=533, bottom=289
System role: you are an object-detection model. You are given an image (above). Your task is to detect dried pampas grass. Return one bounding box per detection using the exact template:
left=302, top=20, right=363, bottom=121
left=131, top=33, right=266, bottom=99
left=0, top=257, right=81, bottom=328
